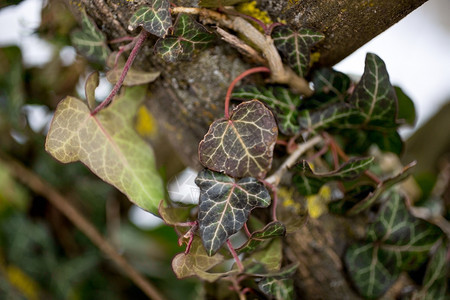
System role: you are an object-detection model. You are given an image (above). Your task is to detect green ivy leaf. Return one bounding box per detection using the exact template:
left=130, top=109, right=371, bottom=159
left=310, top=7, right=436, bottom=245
left=348, top=53, right=398, bottom=130
left=311, top=68, right=351, bottom=104
left=272, top=26, right=324, bottom=77
left=128, top=0, right=172, bottom=38
left=195, top=169, right=271, bottom=256
left=394, top=86, right=416, bottom=126
left=298, top=103, right=362, bottom=133
left=367, top=130, right=403, bottom=155
left=244, top=239, right=283, bottom=273
left=70, top=10, right=110, bottom=65
left=347, top=161, right=416, bottom=215
left=345, top=191, right=442, bottom=299
left=257, top=265, right=297, bottom=300
left=415, top=244, right=448, bottom=299
left=345, top=243, right=400, bottom=299
left=172, top=236, right=225, bottom=280
left=106, top=62, right=160, bottom=87
left=232, top=85, right=302, bottom=135
left=294, top=157, right=374, bottom=183
left=237, top=221, right=286, bottom=253
left=198, top=0, right=247, bottom=8
left=155, top=13, right=215, bottom=62
left=45, top=86, right=164, bottom=215
left=84, top=71, right=99, bottom=111
left=198, top=100, right=278, bottom=179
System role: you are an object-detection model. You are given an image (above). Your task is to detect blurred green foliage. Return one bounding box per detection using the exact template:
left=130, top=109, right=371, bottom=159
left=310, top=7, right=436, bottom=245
left=0, top=2, right=199, bottom=299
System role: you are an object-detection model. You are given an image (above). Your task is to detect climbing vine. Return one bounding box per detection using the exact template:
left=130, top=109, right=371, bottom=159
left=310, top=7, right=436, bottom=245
left=45, top=0, right=449, bottom=299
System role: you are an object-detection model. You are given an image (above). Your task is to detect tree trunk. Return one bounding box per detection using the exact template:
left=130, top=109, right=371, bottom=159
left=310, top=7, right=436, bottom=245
left=62, top=0, right=428, bottom=298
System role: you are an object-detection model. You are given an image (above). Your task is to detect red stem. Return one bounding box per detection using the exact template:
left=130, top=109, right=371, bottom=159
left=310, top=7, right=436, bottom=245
left=224, top=66, right=271, bottom=119
left=243, top=223, right=252, bottom=237
left=260, top=179, right=278, bottom=221
left=91, top=30, right=149, bottom=116
left=227, top=240, right=244, bottom=273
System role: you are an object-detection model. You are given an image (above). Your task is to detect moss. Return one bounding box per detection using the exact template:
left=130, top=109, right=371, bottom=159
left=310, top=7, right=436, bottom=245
left=236, top=1, right=272, bottom=25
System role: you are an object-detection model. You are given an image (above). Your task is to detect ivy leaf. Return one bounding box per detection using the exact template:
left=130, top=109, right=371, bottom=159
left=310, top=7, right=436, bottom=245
left=367, top=130, right=403, bottom=155
left=294, top=157, right=373, bottom=185
left=106, top=65, right=160, bottom=86
left=311, top=68, right=351, bottom=104
left=128, top=0, right=172, bottom=38
left=70, top=10, right=110, bottom=65
left=155, top=13, right=215, bottom=62
left=298, top=103, right=362, bottom=133
left=415, top=244, right=448, bottom=299
left=348, top=53, right=398, bottom=130
left=84, top=71, right=99, bottom=111
left=158, top=200, right=192, bottom=226
left=257, top=264, right=298, bottom=300
left=198, top=100, right=278, bottom=179
left=195, top=169, right=271, bottom=256
left=232, top=85, right=302, bottom=135
left=199, top=0, right=248, bottom=8
left=347, top=161, right=416, bottom=215
left=172, top=237, right=225, bottom=280
left=244, top=239, right=283, bottom=273
left=45, top=86, right=164, bottom=215
left=394, top=86, right=416, bottom=126
left=272, top=26, right=324, bottom=77
left=237, top=221, right=286, bottom=253
left=345, top=243, right=400, bottom=299
left=345, top=191, right=442, bottom=299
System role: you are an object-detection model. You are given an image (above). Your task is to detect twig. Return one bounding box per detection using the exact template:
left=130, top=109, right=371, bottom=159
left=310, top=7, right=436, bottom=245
left=266, top=135, right=323, bottom=186
left=215, top=27, right=266, bottom=65
left=171, top=7, right=313, bottom=96
left=91, top=30, right=149, bottom=115
left=0, top=154, right=166, bottom=300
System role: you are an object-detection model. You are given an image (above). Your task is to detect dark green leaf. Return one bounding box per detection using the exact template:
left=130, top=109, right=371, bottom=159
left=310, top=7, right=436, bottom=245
left=366, top=192, right=442, bottom=270
left=348, top=53, right=398, bottom=130
left=394, top=86, right=416, bottom=126
left=199, top=0, right=247, bottom=8
left=198, top=100, right=278, bottom=179
left=367, top=130, right=403, bottom=155
left=345, top=243, right=400, bottom=299
left=70, top=10, right=110, bottom=64
left=155, top=13, right=215, bottom=62
left=272, top=26, right=324, bottom=77
left=416, top=244, right=448, bottom=300
left=348, top=161, right=416, bottom=215
left=258, top=277, right=295, bottom=300
left=237, top=221, right=286, bottom=253
left=232, top=85, right=302, bottom=135
left=311, top=68, right=351, bottom=104
left=298, top=103, right=362, bottom=133
left=128, top=0, right=172, bottom=38
left=345, top=191, right=443, bottom=299
left=295, top=157, right=374, bottom=182
left=195, top=169, right=271, bottom=256
left=292, top=158, right=373, bottom=196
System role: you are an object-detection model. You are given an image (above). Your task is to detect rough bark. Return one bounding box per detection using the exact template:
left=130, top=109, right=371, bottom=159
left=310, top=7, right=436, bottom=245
left=61, top=0, right=429, bottom=298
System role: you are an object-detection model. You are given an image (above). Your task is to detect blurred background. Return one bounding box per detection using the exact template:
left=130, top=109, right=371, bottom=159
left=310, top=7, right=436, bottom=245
left=0, top=0, right=448, bottom=299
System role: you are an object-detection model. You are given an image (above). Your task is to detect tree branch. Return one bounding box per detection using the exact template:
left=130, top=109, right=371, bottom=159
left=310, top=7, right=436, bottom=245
left=0, top=154, right=166, bottom=300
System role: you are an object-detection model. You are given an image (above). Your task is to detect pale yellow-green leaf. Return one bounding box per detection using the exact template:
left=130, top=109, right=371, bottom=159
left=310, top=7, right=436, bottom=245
left=45, top=86, right=164, bottom=215
left=106, top=67, right=160, bottom=86
left=84, top=71, right=99, bottom=111
left=172, top=237, right=224, bottom=279
left=244, top=238, right=282, bottom=272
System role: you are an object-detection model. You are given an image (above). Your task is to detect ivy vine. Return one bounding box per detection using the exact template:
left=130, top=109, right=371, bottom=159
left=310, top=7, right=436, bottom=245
left=45, top=0, right=449, bottom=299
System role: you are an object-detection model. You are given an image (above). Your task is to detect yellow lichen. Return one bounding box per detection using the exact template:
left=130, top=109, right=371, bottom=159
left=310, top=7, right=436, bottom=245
left=306, top=185, right=331, bottom=219
left=279, top=187, right=301, bottom=214
left=236, top=1, right=272, bottom=25
left=135, top=105, right=157, bottom=139
left=310, top=52, right=321, bottom=66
